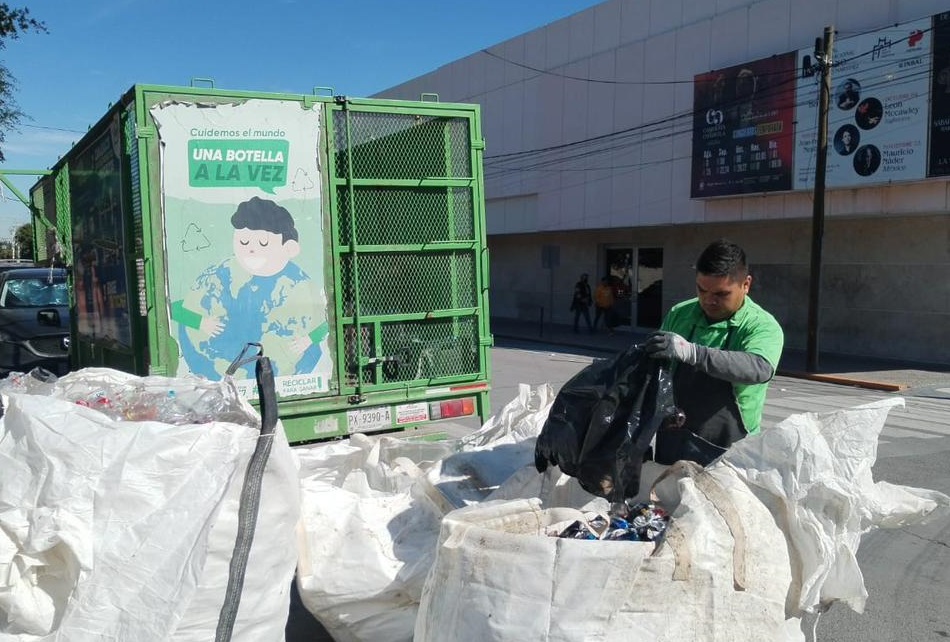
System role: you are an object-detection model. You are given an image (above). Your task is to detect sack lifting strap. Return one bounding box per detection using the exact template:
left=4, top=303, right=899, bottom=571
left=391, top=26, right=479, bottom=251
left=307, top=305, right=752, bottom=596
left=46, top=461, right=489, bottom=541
left=650, top=461, right=748, bottom=591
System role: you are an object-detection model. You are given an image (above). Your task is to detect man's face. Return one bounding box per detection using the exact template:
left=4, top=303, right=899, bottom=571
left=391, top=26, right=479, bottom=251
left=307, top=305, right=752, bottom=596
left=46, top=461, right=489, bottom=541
left=695, top=272, right=751, bottom=322
left=233, top=228, right=300, bottom=277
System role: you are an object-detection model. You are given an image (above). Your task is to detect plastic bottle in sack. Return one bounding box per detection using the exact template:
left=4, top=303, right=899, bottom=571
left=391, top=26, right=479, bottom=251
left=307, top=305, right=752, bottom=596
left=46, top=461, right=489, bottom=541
left=0, top=367, right=59, bottom=396
left=188, top=388, right=228, bottom=423
left=111, top=388, right=157, bottom=422
left=75, top=388, right=126, bottom=421
left=156, top=389, right=195, bottom=425
left=190, top=386, right=257, bottom=427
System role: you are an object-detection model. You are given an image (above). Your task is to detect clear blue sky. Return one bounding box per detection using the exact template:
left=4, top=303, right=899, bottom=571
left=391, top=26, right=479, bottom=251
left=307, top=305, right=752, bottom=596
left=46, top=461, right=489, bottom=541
left=0, top=0, right=601, bottom=237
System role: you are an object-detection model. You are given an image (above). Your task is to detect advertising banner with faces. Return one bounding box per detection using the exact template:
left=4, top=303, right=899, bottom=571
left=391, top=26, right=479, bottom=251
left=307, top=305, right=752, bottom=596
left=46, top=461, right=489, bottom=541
left=794, top=18, right=932, bottom=189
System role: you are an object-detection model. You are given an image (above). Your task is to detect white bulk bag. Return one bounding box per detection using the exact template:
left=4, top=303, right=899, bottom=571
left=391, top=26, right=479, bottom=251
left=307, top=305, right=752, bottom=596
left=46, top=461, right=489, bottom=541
left=294, top=383, right=556, bottom=642
left=415, top=397, right=950, bottom=641
left=293, top=434, right=453, bottom=642
left=415, top=461, right=801, bottom=642
left=719, top=397, right=950, bottom=614
left=0, top=368, right=298, bottom=642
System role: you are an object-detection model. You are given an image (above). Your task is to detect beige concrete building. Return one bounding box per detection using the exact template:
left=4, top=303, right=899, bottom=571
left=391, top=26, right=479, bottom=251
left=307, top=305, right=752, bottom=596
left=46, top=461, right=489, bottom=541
left=379, top=0, right=950, bottom=365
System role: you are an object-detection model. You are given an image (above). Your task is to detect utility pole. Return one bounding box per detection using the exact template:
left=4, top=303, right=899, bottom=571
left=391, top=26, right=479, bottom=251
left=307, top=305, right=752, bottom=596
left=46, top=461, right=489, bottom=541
left=806, top=26, right=834, bottom=373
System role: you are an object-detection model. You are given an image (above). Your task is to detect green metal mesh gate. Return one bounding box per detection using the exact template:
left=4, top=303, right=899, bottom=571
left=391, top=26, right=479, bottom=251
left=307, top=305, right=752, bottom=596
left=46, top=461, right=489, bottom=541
left=30, top=178, right=56, bottom=263
left=329, top=104, right=487, bottom=393
left=53, top=170, right=73, bottom=265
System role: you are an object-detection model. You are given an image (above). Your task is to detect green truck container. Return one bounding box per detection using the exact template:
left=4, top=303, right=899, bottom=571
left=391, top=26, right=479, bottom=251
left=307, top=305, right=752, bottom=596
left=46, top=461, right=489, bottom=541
left=27, top=83, right=492, bottom=442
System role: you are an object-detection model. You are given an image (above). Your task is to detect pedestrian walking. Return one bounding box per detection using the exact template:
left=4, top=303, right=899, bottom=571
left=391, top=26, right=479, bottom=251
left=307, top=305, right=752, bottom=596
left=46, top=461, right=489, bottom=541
left=570, top=273, right=592, bottom=333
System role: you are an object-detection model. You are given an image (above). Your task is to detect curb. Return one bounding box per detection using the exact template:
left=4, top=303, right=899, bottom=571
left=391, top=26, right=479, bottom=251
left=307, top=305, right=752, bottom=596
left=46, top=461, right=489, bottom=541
left=776, top=370, right=907, bottom=392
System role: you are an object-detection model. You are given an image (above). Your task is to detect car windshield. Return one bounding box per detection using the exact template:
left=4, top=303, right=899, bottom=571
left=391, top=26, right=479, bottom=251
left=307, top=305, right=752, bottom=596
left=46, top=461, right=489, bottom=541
left=0, top=276, right=69, bottom=308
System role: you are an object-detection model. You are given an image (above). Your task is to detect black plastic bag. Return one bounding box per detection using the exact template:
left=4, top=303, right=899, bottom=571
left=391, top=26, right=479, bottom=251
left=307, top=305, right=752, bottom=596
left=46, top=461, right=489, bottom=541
left=534, top=345, right=681, bottom=503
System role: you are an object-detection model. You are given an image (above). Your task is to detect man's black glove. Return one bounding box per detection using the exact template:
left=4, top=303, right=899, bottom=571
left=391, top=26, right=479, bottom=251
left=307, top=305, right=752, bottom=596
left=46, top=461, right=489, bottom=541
left=643, top=331, right=698, bottom=365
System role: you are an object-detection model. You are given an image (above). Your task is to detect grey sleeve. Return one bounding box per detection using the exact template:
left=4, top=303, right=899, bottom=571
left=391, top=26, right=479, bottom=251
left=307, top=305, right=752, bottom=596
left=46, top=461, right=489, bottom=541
left=692, top=345, right=775, bottom=384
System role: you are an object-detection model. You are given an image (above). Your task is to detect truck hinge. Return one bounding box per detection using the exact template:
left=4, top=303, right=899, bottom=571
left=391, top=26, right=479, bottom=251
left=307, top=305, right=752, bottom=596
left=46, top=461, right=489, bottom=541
left=472, top=139, right=486, bottom=151
left=136, top=125, right=157, bottom=139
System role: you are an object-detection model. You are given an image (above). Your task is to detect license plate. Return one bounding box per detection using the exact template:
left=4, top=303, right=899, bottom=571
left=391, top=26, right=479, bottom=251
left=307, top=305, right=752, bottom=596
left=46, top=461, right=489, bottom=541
left=346, top=406, right=392, bottom=433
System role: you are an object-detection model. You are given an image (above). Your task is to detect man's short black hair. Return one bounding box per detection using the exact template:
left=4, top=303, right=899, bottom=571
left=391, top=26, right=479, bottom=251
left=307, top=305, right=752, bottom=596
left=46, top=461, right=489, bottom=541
left=695, top=239, right=748, bottom=280
left=230, top=196, right=299, bottom=243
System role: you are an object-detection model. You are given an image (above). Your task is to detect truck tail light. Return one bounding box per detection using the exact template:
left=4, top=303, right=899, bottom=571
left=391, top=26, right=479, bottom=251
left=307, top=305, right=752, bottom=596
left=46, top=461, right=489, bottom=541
left=429, top=397, right=476, bottom=420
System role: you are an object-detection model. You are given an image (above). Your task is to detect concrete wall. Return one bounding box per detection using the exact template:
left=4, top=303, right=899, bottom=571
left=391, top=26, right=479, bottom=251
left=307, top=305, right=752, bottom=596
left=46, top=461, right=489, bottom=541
left=383, top=0, right=950, bottom=232
left=489, top=214, right=950, bottom=364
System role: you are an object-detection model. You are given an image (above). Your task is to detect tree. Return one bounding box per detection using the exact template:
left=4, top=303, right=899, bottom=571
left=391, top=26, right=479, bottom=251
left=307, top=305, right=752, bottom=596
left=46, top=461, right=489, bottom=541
left=0, top=4, right=47, bottom=162
left=14, top=221, right=31, bottom=259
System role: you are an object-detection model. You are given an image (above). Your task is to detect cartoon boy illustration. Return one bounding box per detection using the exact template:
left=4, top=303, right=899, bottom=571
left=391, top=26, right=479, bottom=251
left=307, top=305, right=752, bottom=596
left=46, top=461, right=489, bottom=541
left=172, top=196, right=328, bottom=380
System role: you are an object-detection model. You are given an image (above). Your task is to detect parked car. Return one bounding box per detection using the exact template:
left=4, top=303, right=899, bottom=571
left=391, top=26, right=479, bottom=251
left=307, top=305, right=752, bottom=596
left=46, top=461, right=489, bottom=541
left=0, top=259, right=36, bottom=273
left=0, top=267, right=71, bottom=377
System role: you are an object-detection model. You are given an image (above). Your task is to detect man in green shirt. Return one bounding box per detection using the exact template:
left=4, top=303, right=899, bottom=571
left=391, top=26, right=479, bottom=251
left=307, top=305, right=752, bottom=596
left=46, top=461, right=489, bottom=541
left=643, top=239, right=784, bottom=466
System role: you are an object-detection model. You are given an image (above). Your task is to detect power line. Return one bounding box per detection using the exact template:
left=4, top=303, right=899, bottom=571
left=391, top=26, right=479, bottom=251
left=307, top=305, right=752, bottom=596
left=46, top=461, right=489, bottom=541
left=480, top=48, right=696, bottom=85
left=479, top=21, right=935, bottom=169
left=482, top=60, right=934, bottom=177
left=486, top=56, right=929, bottom=165
left=479, top=23, right=934, bottom=89
left=21, top=123, right=86, bottom=134
left=482, top=67, right=934, bottom=196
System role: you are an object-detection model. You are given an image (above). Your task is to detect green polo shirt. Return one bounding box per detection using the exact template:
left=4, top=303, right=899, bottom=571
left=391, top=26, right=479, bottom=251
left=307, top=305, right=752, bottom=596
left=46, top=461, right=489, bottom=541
left=660, top=296, right=784, bottom=434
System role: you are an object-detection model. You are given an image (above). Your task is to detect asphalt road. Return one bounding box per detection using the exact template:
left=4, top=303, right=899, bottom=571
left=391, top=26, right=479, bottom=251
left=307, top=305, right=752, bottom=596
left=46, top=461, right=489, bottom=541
left=288, top=339, right=950, bottom=641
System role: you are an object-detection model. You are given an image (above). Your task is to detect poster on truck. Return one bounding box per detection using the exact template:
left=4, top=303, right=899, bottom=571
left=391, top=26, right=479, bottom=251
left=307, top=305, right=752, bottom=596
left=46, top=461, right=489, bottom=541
left=794, top=18, right=932, bottom=189
left=150, top=99, right=332, bottom=398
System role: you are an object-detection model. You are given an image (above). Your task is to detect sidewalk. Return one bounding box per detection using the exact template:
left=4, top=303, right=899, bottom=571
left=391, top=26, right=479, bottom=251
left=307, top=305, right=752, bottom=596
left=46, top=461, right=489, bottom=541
left=490, top=317, right=950, bottom=393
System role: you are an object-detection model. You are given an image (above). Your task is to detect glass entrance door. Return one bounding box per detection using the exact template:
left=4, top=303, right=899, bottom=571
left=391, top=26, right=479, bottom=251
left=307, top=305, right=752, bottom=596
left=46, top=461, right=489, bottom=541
left=604, top=248, right=632, bottom=326
left=635, top=248, right=663, bottom=328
